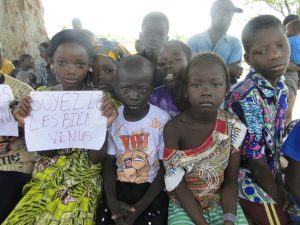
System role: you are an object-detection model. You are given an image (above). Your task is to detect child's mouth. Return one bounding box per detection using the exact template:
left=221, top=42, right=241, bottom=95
left=164, top=73, right=175, bottom=82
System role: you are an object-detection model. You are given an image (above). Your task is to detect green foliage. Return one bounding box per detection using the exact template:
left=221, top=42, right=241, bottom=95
left=244, top=0, right=300, bottom=17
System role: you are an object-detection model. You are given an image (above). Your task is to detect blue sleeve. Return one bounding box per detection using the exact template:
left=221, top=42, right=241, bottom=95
left=227, top=37, right=243, bottom=64
left=282, top=122, right=300, bottom=162
left=187, top=36, right=198, bottom=54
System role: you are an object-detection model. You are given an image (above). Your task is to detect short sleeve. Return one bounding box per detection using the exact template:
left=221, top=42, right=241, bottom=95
left=163, top=147, right=185, bottom=192
left=107, top=131, right=117, bottom=156
left=227, top=98, right=264, bottom=160
left=227, top=37, right=243, bottom=64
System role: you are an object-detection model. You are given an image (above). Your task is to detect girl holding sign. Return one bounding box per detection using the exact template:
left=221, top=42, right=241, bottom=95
left=3, top=29, right=117, bottom=225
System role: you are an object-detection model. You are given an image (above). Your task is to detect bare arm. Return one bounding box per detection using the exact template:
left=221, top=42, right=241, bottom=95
left=163, top=121, right=208, bottom=225
left=126, top=160, right=166, bottom=224
left=221, top=151, right=241, bottom=225
left=227, top=63, right=243, bottom=80
left=285, top=159, right=300, bottom=204
left=247, top=158, right=282, bottom=205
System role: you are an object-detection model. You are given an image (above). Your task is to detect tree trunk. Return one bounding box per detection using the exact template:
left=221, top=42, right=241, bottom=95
left=0, top=0, right=48, bottom=62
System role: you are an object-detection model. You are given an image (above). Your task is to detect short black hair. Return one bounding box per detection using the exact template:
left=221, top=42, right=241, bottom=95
left=39, top=42, right=49, bottom=49
left=283, top=14, right=299, bottom=26
left=116, top=55, right=155, bottom=83
left=164, top=40, right=192, bottom=61
left=18, top=53, right=33, bottom=62
left=12, top=59, right=21, bottom=68
left=242, top=15, right=284, bottom=53
left=183, top=52, right=230, bottom=93
left=48, top=29, right=93, bottom=58
left=142, top=12, right=169, bottom=33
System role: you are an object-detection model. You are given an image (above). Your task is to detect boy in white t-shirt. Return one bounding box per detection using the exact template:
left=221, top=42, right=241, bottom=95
left=99, top=55, right=170, bottom=225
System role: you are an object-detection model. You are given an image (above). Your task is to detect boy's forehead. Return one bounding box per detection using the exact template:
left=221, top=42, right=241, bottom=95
left=117, top=69, right=153, bottom=83
left=142, top=19, right=168, bottom=32
left=249, top=26, right=286, bottom=48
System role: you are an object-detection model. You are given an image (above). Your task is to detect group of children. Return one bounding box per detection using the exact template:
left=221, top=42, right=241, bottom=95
left=0, top=8, right=300, bottom=225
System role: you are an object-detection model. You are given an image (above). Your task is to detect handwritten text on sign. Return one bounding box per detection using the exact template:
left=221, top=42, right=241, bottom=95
left=0, top=84, right=18, bottom=136
left=25, top=91, right=107, bottom=151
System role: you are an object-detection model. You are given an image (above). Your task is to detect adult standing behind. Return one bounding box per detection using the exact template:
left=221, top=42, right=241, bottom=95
left=187, top=0, right=243, bottom=85
left=283, top=14, right=300, bottom=122
left=72, top=17, right=83, bottom=31
left=0, top=43, right=15, bottom=75
left=137, top=12, right=169, bottom=87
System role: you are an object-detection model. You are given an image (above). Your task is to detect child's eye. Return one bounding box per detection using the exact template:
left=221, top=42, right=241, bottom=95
left=191, top=83, right=201, bottom=88
left=212, top=83, right=222, bottom=88
left=57, top=60, right=66, bottom=66
left=105, top=69, right=113, bottom=73
left=139, top=88, right=147, bottom=93
left=175, top=58, right=182, bottom=62
left=158, top=61, right=166, bottom=67
left=76, top=63, right=87, bottom=69
left=256, top=49, right=267, bottom=55
left=122, top=87, right=130, bottom=93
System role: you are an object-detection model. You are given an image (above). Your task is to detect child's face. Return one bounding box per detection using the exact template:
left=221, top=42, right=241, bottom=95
left=140, top=20, right=168, bottom=54
left=116, top=70, right=153, bottom=115
left=158, top=45, right=188, bottom=89
left=39, top=46, right=47, bottom=60
left=245, top=26, right=290, bottom=84
left=52, top=42, right=90, bottom=90
left=92, top=55, right=116, bottom=92
left=23, top=57, right=34, bottom=70
left=286, top=23, right=296, bottom=37
left=186, top=63, right=226, bottom=113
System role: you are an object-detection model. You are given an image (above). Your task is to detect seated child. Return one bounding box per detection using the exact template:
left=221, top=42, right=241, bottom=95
left=226, top=15, right=291, bottom=225
left=92, top=38, right=130, bottom=105
left=2, top=29, right=117, bottom=225
left=282, top=120, right=300, bottom=224
left=100, top=55, right=170, bottom=225
left=150, top=40, right=191, bottom=117
left=286, top=19, right=300, bottom=66
left=164, top=52, right=248, bottom=225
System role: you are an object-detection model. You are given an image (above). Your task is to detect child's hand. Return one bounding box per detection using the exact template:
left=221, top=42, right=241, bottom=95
left=12, top=96, right=32, bottom=128
left=100, top=96, right=118, bottom=128
left=110, top=201, right=135, bottom=224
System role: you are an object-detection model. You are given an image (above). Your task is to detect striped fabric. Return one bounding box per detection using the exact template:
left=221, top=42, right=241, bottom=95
left=168, top=201, right=249, bottom=225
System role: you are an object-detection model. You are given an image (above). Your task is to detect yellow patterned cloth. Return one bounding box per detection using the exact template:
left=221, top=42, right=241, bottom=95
left=2, top=149, right=102, bottom=225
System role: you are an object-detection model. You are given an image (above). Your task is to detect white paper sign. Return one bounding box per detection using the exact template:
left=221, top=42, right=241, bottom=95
left=25, top=91, right=107, bottom=151
left=0, top=84, right=18, bottom=136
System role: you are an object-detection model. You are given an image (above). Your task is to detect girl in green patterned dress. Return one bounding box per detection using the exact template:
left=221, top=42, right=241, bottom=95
left=2, top=29, right=118, bottom=225
left=163, top=53, right=248, bottom=225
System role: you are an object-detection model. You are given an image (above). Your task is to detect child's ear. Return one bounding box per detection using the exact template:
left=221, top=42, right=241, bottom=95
left=244, top=53, right=251, bottom=65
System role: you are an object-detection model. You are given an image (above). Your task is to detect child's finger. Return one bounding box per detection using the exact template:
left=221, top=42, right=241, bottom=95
left=120, top=203, right=135, bottom=212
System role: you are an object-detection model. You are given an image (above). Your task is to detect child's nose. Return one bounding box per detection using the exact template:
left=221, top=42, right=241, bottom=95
left=269, top=46, right=282, bottom=60
left=66, top=64, right=76, bottom=73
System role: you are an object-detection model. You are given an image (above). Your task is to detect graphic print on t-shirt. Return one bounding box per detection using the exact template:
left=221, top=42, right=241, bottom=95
left=117, top=129, right=156, bottom=183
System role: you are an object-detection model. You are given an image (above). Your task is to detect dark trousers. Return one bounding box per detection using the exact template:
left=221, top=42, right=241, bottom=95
left=97, top=181, right=168, bottom=225
left=0, top=171, right=31, bottom=223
